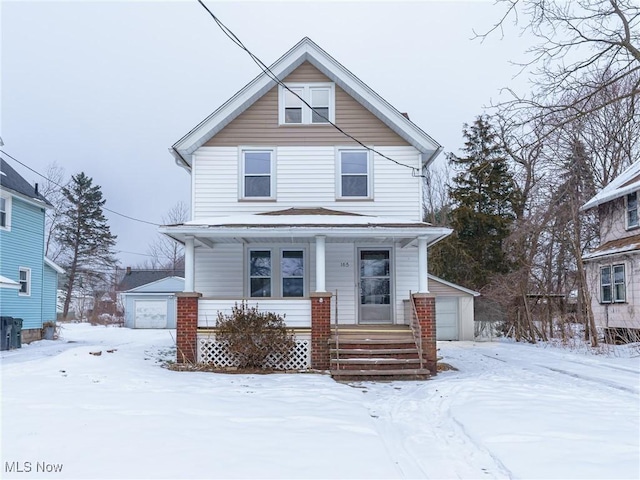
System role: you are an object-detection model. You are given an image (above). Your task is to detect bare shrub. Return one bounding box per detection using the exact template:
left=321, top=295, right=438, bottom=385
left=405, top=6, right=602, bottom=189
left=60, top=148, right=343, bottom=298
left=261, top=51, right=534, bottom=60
left=216, top=302, right=294, bottom=369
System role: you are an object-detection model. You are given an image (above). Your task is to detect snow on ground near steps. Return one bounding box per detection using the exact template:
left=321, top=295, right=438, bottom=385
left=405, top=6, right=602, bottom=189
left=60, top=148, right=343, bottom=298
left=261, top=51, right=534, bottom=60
left=1, top=324, right=639, bottom=480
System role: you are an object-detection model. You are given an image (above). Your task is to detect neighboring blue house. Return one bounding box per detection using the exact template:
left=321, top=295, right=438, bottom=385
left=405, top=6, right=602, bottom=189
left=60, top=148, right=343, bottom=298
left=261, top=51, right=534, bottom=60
left=0, top=158, right=64, bottom=342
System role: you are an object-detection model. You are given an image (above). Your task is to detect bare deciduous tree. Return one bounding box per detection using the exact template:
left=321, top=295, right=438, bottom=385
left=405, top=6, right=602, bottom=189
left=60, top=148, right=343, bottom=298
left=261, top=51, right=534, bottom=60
left=479, top=0, right=639, bottom=129
left=147, top=201, right=189, bottom=271
left=40, top=162, right=67, bottom=261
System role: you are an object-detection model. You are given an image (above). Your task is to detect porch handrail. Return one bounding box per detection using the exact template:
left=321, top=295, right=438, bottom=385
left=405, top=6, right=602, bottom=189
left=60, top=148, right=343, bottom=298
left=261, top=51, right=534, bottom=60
left=409, top=291, right=424, bottom=371
left=334, top=289, right=340, bottom=370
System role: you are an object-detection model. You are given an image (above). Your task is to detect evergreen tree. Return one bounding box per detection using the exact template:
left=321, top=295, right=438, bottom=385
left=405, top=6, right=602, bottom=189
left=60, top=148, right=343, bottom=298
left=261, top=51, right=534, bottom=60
left=430, top=115, right=522, bottom=290
left=57, top=172, right=117, bottom=319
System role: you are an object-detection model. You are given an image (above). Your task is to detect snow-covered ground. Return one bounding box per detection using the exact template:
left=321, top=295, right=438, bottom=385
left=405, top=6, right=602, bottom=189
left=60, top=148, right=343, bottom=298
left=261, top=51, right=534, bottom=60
left=1, top=324, right=638, bottom=479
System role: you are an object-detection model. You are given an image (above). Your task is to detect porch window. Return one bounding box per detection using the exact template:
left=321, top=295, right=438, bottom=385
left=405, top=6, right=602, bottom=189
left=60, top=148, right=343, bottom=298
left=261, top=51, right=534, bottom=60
left=249, top=250, right=272, bottom=297
left=627, top=192, right=638, bottom=229
left=338, top=150, right=371, bottom=198
left=19, top=267, right=30, bottom=296
left=601, top=264, right=626, bottom=303
left=282, top=250, right=304, bottom=297
left=241, top=150, right=274, bottom=199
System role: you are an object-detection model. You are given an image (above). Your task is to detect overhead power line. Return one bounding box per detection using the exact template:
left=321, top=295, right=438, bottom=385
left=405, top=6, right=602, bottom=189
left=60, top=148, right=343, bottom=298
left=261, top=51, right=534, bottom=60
left=0, top=149, right=160, bottom=226
left=196, top=0, right=428, bottom=178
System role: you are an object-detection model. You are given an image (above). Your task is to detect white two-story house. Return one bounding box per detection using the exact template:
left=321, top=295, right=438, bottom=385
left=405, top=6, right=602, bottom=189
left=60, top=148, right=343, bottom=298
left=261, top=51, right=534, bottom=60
left=161, top=38, right=454, bottom=376
left=582, top=161, right=640, bottom=343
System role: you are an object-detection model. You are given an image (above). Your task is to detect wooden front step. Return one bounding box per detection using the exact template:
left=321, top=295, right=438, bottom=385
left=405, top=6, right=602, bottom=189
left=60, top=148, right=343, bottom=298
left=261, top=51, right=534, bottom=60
left=329, top=325, right=427, bottom=380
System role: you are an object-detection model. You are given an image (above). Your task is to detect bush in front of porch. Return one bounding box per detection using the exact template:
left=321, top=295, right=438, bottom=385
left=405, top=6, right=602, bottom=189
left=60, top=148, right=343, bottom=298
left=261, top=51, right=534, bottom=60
left=216, top=302, right=295, bottom=369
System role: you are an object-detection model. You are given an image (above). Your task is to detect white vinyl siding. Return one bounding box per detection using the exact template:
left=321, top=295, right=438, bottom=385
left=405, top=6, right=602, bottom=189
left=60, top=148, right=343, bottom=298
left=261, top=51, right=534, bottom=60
left=199, top=299, right=311, bottom=328
left=194, top=244, right=244, bottom=298
left=192, top=146, right=421, bottom=219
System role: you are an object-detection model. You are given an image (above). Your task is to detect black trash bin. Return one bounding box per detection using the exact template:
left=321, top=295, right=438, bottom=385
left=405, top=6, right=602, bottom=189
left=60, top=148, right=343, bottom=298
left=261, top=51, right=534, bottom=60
left=11, top=318, right=23, bottom=348
left=0, top=316, right=13, bottom=351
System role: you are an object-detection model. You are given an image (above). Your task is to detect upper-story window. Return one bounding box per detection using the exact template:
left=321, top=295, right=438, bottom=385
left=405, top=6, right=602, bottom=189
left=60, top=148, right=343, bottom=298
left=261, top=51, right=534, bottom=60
left=337, top=149, right=373, bottom=199
left=278, top=83, right=335, bottom=125
left=600, top=264, right=625, bottom=303
left=0, top=194, right=10, bottom=230
left=240, top=149, right=275, bottom=200
left=19, top=267, right=31, bottom=296
left=626, top=192, right=638, bottom=229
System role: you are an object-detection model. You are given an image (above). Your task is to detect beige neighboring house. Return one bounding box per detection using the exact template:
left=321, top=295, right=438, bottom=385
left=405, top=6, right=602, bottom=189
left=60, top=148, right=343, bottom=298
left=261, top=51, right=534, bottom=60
left=160, top=37, right=461, bottom=378
left=582, top=161, right=640, bottom=342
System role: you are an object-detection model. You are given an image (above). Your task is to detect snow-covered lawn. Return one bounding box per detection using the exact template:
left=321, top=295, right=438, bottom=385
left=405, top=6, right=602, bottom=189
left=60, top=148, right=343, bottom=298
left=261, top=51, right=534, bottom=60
left=1, top=324, right=638, bottom=480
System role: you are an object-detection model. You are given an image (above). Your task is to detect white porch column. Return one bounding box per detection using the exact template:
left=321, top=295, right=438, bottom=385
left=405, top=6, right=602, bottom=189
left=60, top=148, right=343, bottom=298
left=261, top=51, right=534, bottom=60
left=184, top=236, right=195, bottom=292
left=315, top=235, right=326, bottom=292
left=418, top=237, right=429, bottom=293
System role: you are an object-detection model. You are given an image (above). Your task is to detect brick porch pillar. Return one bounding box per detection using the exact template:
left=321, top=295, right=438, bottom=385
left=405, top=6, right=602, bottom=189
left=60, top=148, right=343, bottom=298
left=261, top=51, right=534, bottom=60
left=311, top=292, right=332, bottom=370
left=176, top=292, right=202, bottom=364
left=413, top=293, right=437, bottom=374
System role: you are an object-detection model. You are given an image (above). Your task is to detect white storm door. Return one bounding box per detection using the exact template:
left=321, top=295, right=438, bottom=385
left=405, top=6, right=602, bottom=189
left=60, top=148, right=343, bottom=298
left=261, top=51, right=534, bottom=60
left=358, top=249, right=393, bottom=324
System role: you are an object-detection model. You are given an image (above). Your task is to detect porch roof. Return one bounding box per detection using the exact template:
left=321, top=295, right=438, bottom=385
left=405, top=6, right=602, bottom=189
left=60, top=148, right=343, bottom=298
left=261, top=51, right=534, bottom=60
left=159, top=209, right=452, bottom=247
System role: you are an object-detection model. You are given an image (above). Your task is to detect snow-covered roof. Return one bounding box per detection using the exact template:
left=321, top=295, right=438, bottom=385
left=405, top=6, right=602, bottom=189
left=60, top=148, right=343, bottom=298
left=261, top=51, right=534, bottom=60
left=160, top=208, right=452, bottom=246
left=0, top=275, right=20, bottom=290
left=581, top=161, right=640, bottom=211
left=582, top=234, right=640, bottom=260
left=170, top=37, right=441, bottom=169
left=124, top=276, right=185, bottom=294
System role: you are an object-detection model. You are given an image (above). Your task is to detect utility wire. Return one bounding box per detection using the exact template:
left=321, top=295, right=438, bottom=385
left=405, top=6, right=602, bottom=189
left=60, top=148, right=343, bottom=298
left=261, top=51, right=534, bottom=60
left=196, top=0, right=427, bottom=178
left=0, top=149, right=160, bottom=226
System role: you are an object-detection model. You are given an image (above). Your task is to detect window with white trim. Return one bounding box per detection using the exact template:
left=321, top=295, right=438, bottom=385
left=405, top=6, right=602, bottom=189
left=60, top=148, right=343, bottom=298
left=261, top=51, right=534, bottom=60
left=627, top=192, right=638, bottom=228
left=278, top=83, right=334, bottom=125
left=281, top=250, right=304, bottom=297
left=0, top=194, right=10, bottom=230
left=241, top=150, right=275, bottom=199
left=600, top=264, right=625, bottom=303
left=19, top=267, right=31, bottom=296
left=249, top=250, right=272, bottom=297
left=337, top=149, right=372, bottom=198
left=248, top=248, right=306, bottom=298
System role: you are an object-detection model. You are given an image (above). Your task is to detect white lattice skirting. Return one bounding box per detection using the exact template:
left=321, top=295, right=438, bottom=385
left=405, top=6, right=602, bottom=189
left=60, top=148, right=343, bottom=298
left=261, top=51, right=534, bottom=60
left=197, top=333, right=311, bottom=370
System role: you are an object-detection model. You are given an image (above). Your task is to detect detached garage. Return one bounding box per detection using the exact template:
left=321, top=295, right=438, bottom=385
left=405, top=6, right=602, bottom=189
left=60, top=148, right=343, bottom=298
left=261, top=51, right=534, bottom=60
left=122, top=277, right=184, bottom=329
left=429, top=274, right=479, bottom=341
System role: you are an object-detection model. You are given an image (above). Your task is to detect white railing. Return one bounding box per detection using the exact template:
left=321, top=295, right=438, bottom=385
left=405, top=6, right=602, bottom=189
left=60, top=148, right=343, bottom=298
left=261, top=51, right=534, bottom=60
left=409, top=291, right=425, bottom=371
left=198, top=298, right=312, bottom=328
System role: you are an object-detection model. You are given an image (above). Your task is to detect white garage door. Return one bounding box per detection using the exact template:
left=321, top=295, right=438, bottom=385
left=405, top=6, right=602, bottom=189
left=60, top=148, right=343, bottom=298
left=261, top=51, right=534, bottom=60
left=134, top=300, right=168, bottom=328
left=436, top=297, right=459, bottom=340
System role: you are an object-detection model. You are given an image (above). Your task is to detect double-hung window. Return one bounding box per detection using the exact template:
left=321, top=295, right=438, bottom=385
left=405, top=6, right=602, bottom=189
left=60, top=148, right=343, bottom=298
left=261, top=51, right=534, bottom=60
left=337, top=149, right=372, bottom=199
left=279, top=83, right=334, bottom=125
left=248, top=249, right=305, bottom=298
left=627, top=192, right=638, bottom=229
left=600, top=264, right=626, bottom=303
left=19, top=267, right=30, bottom=296
left=241, top=150, right=274, bottom=199
left=0, top=194, right=10, bottom=230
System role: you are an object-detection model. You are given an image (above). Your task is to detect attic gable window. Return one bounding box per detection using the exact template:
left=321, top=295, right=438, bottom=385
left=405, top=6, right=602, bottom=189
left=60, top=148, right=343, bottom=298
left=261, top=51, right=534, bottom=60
left=626, top=192, right=638, bottom=229
left=278, top=83, right=335, bottom=125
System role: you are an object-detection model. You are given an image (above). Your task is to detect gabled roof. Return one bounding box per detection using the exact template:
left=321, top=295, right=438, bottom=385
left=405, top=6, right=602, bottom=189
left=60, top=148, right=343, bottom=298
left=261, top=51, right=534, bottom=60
left=170, top=37, right=441, bottom=169
left=0, top=158, right=52, bottom=206
left=117, top=269, right=185, bottom=291
left=581, top=161, right=640, bottom=211
left=124, top=276, right=185, bottom=294
left=428, top=274, right=480, bottom=297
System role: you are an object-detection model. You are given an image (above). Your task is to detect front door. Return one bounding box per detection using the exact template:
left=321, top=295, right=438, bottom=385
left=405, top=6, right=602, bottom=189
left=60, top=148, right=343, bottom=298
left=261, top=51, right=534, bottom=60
left=358, top=249, right=393, bottom=324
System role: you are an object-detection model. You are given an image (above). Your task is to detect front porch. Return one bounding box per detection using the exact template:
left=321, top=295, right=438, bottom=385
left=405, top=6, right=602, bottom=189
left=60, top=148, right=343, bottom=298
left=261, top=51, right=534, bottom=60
left=163, top=208, right=447, bottom=376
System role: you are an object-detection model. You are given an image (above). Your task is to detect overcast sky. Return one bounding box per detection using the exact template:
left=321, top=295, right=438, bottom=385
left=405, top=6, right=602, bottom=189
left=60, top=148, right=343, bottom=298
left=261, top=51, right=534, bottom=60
left=1, top=0, right=533, bottom=268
